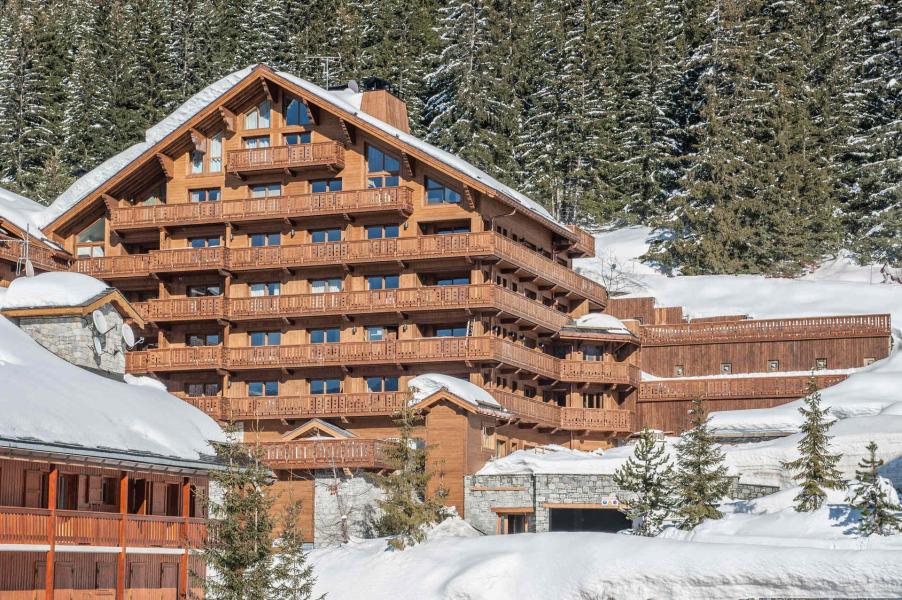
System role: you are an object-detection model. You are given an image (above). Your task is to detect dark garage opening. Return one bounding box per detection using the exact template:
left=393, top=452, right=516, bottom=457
left=549, top=508, right=631, bottom=533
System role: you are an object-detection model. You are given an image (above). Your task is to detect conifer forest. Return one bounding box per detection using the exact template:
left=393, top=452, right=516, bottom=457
left=0, top=0, right=899, bottom=274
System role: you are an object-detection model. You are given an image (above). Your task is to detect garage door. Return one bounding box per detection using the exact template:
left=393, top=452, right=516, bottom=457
left=549, top=508, right=631, bottom=533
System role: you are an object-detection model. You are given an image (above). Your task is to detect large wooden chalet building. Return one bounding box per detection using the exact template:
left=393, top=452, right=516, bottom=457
left=1, top=64, right=891, bottom=542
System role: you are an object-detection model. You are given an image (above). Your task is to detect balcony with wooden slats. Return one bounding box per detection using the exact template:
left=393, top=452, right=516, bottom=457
left=558, top=361, right=641, bottom=386
left=226, top=141, right=345, bottom=175
left=560, top=407, right=634, bottom=432
left=260, top=438, right=393, bottom=470
left=110, top=187, right=413, bottom=231
left=567, top=224, right=596, bottom=258
left=639, top=373, right=848, bottom=402
left=149, top=246, right=227, bottom=273
left=134, top=296, right=227, bottom=322
left=72, top=253, right=150, bottom=279
left=0, top=235, right=62, bottom=272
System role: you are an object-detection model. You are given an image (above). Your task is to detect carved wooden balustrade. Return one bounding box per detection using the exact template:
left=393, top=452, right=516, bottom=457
left=560, top=407, right=635, bottom=432
left=642, top=314, right=891, bottom=345
left=134, top=296, right=227, bottom=322
left=226, top=141, right=345, bottom=174
left=110, top=187, right=413, bottom=230
left=0, top=234, right=62, bottom=272
left=72, top=254, right=150, bottom=278
left=260, top=438, right=394, bottom=470
left=568, top=224, right=596, bottom=258
left=639, top=373, right=849, bottom=401
left=150, top=246, right=228, bottom=273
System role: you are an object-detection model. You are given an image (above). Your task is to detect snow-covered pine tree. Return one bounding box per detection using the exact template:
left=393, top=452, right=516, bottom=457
left=673, top=398, right=731, bottom=529
left=781, top=380, right=845, bottom=512
left=612, top=428, right=676, bottom=536
left=270, top=501, right=322, bottom=600
left=372, top=399, right=447, bottom=550
left=848, top=441, right=902, bottom=536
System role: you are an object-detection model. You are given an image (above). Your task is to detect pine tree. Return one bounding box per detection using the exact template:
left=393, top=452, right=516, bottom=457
left=847, top=441, right=902, bottom=536
left=372, top=400, right=447, bottom=550
left=781, top=380, right=845, bottom=512
left=673, top=398, right=731, bottom=529
left=612, top=428, right=676, bottom=536
left=270, top=501, right=321, bottom=600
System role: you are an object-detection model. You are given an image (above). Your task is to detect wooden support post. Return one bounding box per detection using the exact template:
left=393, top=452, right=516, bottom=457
left=117, top=471, right=128, bottom=600
left=179, top=477, right=191, bottom=598
left=45, top=464, right=58, bottom=600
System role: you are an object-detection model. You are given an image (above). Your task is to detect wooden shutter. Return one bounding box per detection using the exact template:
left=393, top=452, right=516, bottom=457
left=88, top=476, right=103, bottom=505
left=24, top=470, right=43, bottom=508
left=161, top=562, right=178, bottom=588
left=35, top=560, right=46, bottom=589
left=151, top=482, right=166, bottom=515
left=96, top=562, right=115, bottom=590
left=55, top=563, right=75, bottom=600
left=128, top=562, right=147, bottom=588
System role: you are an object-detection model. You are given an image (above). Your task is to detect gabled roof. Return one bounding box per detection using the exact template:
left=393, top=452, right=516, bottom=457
left=0, top=186, right=58, bottom=249
left=281, top=418, right=356, bottom=441
left=40, top=65, right=578, bottom=244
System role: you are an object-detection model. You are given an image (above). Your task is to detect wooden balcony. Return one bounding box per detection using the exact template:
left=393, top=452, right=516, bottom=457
left=127, top=346, right=224, bottom=372
left=226, top=141, right=345, bottom=175
left=183, top=391, right=408, bottom=420
left=149, top=246, right=227, bottom=273
left=0, top=506, right=205, bottom=548
left=641, top=314, right=892, bottom=346
left=568, top=224, right=596, bottom=258
left=639, top=373, right=848, bottom=402
left=0, top=235, right=62, bottom=272
left=110, top=187, right=413, bottom=231
left=488, top=389, right=561, bottom=428
left=560, top=407, right=634, bottom=432
left=260, top=438, right=394, bottom=470
left=559, top=360, right=641, bottom=386
left=72, top=254, right=150, bottom=279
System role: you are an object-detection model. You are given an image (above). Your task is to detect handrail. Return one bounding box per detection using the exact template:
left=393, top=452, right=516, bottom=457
left=226, top=141, right=344, bottom=173
left=0, top=234, right=60, bottom=270
left=638, top=374, right=849, bottom=401
left=259, top=438, right=394, bottom=469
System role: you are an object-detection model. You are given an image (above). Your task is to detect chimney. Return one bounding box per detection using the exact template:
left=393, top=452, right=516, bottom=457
left=356, top=78, right=410, bottom=133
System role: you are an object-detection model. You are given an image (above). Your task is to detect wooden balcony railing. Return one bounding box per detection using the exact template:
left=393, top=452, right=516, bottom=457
left=72, top=254, right=150, bottom=278
left=0, top=235, right=61, bottom=271
left=150, top=246, right=227, bottom=273
left=182, top=391, right=408, bottom=420
left=568, top=224, right=596, bottom=258
left=0, top=506, right=204, bottom=548
left=135, top=296, right=227, bottom=322
left=559, top=361, right=641, bottom=386
left=260, top=438, right=394, bottom=470
left=127, top=345, right=224, bottom=372
left=560, top=407, right=634, bottom=432
left=226, top=142, right=345, bottom=174
left=642, top=314, right=892, bottom=346
left=639, top=374, right=849, bottom=402
left=488, top=389, right=561, bottom=428
left=110, top=187, right=413, bottom=230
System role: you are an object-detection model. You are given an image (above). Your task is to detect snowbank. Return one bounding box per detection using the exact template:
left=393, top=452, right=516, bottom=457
left=408, top=373, right=502, bottom=409
left=0, top=314, right=223, bottom=461
left=477, top=445, right=617, bottom=476
left=1, top=272, right=110, bottom=310
left=309, top=517, right=902, bottom=599
left=0, top=186, right=49, bottom=241
left=573, top=313, right=633, bottom=334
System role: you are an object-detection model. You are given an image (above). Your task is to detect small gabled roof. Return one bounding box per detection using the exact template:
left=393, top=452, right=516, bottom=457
left=281, top=418, right=356, bottom=441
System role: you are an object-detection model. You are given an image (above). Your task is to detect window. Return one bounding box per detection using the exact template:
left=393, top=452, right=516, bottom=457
left=583, top=346, right=602, bottom=361
left=310, top=328, right=340, bottom=344
left=434, top=224, right=470, bottom=235
left=310, top=378, right=341, bottom=395
left=284, top=97, right=311, bottom=126
left=186, top=333, right=220, bottom=347
left=436, top=325, right=468, bottom=337
left=76, top=218, right=105, bottom=257
left=500, top=513, right=527, bottom=534
left=244, top=135, right=270, bottom=149
left=815, top=358, right=827, bottom=370
left=187, top=382, right=220, bottom=397
left=426, top=177, right=461, bottom=204
left=250, top=183, right=281, bottom=198
left=311, top=178, right=343, bottom=193
left=367, top=224, right=400, bottom=239
left=101, top=477, right=118, bottom=506
left=311, top=278, right=343, bottom=293
left=311, top=228, right=341, bottom=243
left=209, top=132, right=223, bottom=172
left=248, top=381, right=279, bottom=397
left=250, top=331, right=281, bottom=347
left=367, top=274, right=399, bottom=290
left=367, top=376, right=399, bottom=393
left=583, top=393, right=603, bottom=409
left=366, top=326, right=398, bottom=342
left=285, top=132, right=311, bottom=145
left=250, top=282, right=281, bottom=297
left=767, top=359, right=779, bottom=372
left=190, top=188, right=221, bottom=203
left=720, top=363, right=732, bottom=374
left=436, top=276, right=470, bottom=286
left=245, top=100, right=271, bottom=129
left=250, top=232, right=281, bottom=247
left=187, top=285, right=221, bottom=297
left=864, top=357, right=876, bottom=366
left=366, top=145, right=400, bottom=188
left=674, top=364, right=684, bottom=377
left=189, top=236, right=220, bottom=248
left=191, top=152, right=204, bottom=174
left=57, top=474, right=79, bottom=510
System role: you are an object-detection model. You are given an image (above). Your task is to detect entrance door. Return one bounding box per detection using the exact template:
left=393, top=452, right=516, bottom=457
left=549, top=508, right=631, bottom=533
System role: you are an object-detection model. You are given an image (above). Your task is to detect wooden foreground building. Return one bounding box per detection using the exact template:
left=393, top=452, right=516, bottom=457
left=4, top=64, right=892, bottom=541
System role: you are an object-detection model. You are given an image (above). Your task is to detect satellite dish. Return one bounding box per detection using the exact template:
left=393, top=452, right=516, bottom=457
left=92, top=336, right=103, bottom=355
left=24, top=259, right=34, bottom=278
left=92, top=310, right=110, bottom=334
left=122, top=324, right=136, bottom=348
left=347, top=79, right=359, bottom=93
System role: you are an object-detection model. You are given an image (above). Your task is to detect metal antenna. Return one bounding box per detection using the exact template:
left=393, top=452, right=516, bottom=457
left=305, top=55, right=342, bottom=88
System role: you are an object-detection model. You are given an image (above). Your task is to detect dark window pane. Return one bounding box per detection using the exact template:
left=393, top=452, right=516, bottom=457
left=250, top=234, right=265, bottom=247
left=367, top=226, right=383, bottom=240
left=264, top=381, right=279, bottom=396
left=268, top=233, right=281, bottom=246
left=310, top=379, right=324, bottom=394
left=384, top=155, right=400, bottom=174
left=384, top=225, right=399, bottom=238
left=385, top=275, right=399, bottom=288
left=325, top=379, right=341, bottom=394
left=250, top=332, right=265, bottom=346
left=385, top=377, right=399, bottom=392
left=326, top=328, right=339, bottom=343
left=311, top=180, right=326, bottom=193
left=367, top=146, right=383, bottom=171
left=366, top=377, right=382, bottom=392
left=385, top=175, right=400, bottom=187
left=368, top=276, right=383, bottom=290
left=249, top=382, right=263, bottom=396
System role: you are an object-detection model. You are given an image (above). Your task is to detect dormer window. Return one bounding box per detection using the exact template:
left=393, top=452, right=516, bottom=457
left=426, top=177, right=461, bottom=204
left=245, top=100, right=271, bottom=129
left=76, top=218, right=105, bottom=257
left=189, top=131, right=223, bottom=174
left=367, top=145, right=400, bottom=188
left=285, top=96, right=311, bottom=126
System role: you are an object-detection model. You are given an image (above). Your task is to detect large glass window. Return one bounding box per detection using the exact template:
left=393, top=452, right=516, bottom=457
left=186, top=333, right=220, bottom=346
left=209, top=132, right=223, bottom=172
left=189, top=188, right=221, bottom=202
left=366, top=326, right=397, bottom=341
left=250, top=331, right=281, bottom=347
left=284, top=97, right=311, bottom=126
left=311, top=278, right=343, bottom=293
left=76, top=218, right=105, bottom=257
left=250, top=183, right=281, bottom=198
left=285, top=132, right=311, bottom=145
left=187, top=382, right=220, bottom=397
left=245, top=100, right=271, bottom=129
left=366, top=224, right=399, bottom=239
left=250, top=232, right=281, bottom=247
left=248, top=381, right=279, bottom=397
left=436, top=276, right=470, bottom=286
left=189, top=237, right=221, bottom=248
left=191, top=152, right=204, bottom=174
left=310, top=378, right=341, bottom=395
left=434, top=224, right=471, bottom=235
left=244, top=135, right=270, bottom=149
left=367, top=274, right=399, bottom=290
left=367, top=145, right=400, bottom=188
left=311, top=228, right=341, bottom=243
left=310, top=328, right=340, bottom=344
left=436, top=325, right=468, bottom=337
left=367, top=376, right=399, bottom=393
left=187, top=285, right=222, bottom=297
left=426, top=177, right=462, bottom=204
left=311, top=179, right=343, bottom=193
left=250, top=282, right=281, bottom=297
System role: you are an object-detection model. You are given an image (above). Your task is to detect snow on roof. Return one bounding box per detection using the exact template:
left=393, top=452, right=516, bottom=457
left=408, top=373, right=502, bottom=410
left=477, top=444, right=618, bottom=476
left=1, top=272, right=111, bottom=310
left=40, top=66, right=567, bottom=235
left=0, top=186, right=50, bottom=241
left=0, top=314, right=223, bottom=462
left=572, top=312, right=633, bottom=334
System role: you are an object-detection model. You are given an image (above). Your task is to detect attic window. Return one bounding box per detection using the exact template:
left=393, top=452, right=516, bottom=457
left=285, top=97, right=310, bottom=126
left=76, top=218, right=105, bottom=257
left=245, top=100, right=271, bottom=129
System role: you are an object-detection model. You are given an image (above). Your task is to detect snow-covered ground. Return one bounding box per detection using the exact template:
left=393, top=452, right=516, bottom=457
left=309, top=516, right=902, bottom=599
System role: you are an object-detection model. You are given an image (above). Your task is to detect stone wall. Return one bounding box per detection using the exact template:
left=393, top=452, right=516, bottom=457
left=464, top=474, right=534, bottom=535
left=313, top=470, right=385, bottom=547
left=15, top=303, right=126, bottom=375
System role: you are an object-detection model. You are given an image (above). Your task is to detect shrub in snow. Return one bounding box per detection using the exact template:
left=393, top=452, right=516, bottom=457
left=613, top=428, right=676, bottom=536
left=372, top=401, right=448, bottom=550
left=674, top=399, right=731, bottom=529
left=848, top=441, right=902, bottom=536
left=781, top=381, right=845, bottom=512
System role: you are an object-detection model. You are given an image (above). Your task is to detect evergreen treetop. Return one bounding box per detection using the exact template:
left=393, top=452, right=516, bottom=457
left=613, top=428, right=676, bottom=536
left=847, top=441, right=902, bottom=537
